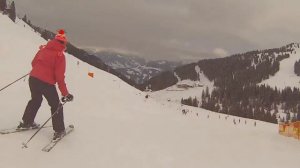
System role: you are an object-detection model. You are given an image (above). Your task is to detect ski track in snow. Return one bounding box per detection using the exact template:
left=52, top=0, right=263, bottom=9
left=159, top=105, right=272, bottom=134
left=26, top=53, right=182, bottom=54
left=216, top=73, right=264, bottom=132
left=0, top=14, right=300, bottom=168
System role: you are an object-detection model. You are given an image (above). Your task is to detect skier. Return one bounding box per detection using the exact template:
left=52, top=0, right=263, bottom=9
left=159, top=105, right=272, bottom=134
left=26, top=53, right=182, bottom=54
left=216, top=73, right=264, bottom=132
left=18, top=29, right=74, bottom=140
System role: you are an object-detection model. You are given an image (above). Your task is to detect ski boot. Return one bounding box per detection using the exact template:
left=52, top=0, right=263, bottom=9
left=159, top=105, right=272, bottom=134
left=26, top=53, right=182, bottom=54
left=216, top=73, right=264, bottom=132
left=53, top=130, right=66, bottom=141
left=17, top=122, right=40, bottom=130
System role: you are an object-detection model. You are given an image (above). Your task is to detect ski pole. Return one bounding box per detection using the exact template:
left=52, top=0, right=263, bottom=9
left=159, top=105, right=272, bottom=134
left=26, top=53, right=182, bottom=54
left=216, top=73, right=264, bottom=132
left=22, top=102, right=67, bottom=149
left=0, top=73, right=29, bottom=92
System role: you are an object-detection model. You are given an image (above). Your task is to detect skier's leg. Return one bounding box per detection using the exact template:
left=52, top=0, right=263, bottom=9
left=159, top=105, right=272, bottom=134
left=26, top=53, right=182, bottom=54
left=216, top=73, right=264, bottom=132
left=22, top=77, right=43, bottom=125
left=43, top=85, right=65, bottom=132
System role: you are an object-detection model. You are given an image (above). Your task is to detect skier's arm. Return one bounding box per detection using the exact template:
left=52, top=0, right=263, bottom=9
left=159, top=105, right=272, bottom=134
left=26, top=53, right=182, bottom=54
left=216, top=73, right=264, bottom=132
left=55, top=53, right=69, bottom=96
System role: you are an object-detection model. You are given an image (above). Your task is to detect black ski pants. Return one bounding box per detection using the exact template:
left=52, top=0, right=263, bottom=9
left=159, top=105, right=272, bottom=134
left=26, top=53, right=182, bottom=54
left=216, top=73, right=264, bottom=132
left=22, top=76, right=65, bottom=132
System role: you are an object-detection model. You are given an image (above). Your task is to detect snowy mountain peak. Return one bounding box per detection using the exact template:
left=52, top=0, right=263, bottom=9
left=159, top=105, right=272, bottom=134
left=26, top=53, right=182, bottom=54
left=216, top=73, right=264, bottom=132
left=86, top=50, right=183, bottom=84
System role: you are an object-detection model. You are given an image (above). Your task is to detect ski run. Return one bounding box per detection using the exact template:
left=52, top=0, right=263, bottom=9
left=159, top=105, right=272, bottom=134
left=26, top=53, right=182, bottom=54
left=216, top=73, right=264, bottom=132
left=1, top=13, right=300, bottom=168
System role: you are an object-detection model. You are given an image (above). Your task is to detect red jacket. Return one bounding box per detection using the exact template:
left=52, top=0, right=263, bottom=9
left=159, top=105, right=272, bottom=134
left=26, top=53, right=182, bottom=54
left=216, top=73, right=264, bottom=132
left=30, top=40, right=69, bottom=96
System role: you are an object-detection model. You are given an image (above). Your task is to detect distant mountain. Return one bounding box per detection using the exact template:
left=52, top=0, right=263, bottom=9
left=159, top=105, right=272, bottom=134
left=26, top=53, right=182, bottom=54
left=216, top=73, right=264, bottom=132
left=142, top=43, right=298, bottom=91
left=86, top=50, right=184, bottom=84
left=145, top=43, right=300, bottom=124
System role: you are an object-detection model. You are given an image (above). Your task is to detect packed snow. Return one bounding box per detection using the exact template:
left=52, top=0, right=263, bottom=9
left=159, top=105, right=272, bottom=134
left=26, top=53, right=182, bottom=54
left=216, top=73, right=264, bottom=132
left=1, top=14, right=300, bottom=168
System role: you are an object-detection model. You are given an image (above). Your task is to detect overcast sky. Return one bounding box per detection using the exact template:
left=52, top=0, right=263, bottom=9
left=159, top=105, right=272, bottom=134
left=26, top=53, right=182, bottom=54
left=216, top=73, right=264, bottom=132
left=14, top=0, right=300, bottom=61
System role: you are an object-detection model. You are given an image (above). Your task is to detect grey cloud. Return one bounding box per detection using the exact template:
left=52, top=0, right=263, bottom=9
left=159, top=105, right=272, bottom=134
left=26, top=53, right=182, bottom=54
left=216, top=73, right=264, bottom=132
left=14, top=0, right=300, bottom=60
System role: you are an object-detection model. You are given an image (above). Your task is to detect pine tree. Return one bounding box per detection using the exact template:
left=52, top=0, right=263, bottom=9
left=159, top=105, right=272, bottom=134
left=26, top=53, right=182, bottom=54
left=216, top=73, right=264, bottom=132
left=265, top=110, right=272, bottom=122
left=22, top=14, right=27, bottom=22
left=201, top=90, right=205, bottom=101
left=0, top=0, right=7, bottom=11
left=8, top=1, right=16, bottom=22
left=205, top=87, right=209, bottom=98
left=41, top=30, right=53, bottom=41
left=286, top=112, right=291, bottom=123
left=269, top=112, right=278, bottom=124
left=291, top=114, right=297, bottom=122
left=294, top=60, right=300, bottom=76
left=192, top=97, right=199, bottom=107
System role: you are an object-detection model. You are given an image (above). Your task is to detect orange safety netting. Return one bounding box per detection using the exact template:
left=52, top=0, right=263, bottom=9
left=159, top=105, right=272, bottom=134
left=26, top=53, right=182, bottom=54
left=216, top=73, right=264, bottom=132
left=279, top=121, right=300, bottom=140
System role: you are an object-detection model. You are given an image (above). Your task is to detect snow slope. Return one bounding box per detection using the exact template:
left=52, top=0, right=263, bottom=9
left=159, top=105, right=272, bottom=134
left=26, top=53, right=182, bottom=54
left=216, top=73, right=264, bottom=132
left=1, top=14, right=300, bottom=168
left=260, top=46, right=300, bottom=89
left=150, top=68, right=214, bottom=103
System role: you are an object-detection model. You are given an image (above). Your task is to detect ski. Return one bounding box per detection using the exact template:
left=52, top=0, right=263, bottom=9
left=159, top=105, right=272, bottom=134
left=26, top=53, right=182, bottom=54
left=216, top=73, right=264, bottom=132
left=42, top=125, right=74, bottom=152
left=0, top=125, right=48, bottom=135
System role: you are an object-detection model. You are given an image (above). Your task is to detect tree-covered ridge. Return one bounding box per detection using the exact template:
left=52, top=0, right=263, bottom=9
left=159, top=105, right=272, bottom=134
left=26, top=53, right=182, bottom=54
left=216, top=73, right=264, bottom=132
left=180, top=43, right=300, bottom=124
left=161, top=43, right=300, bottom=124
left=180, top=44, right=294, bottom=86
left=182, top=84, right=300, bottom=124
left=142, top=43, right=296, bottom=91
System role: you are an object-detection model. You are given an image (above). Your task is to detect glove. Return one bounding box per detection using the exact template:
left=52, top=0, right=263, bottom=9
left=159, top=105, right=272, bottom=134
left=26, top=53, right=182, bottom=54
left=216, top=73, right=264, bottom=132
left=61, top=94, right=74, bottom=102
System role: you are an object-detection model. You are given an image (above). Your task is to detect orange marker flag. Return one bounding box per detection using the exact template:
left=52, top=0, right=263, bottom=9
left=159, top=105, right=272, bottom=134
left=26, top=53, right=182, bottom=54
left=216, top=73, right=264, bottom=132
left=88, top=72, right=94, bottom=78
